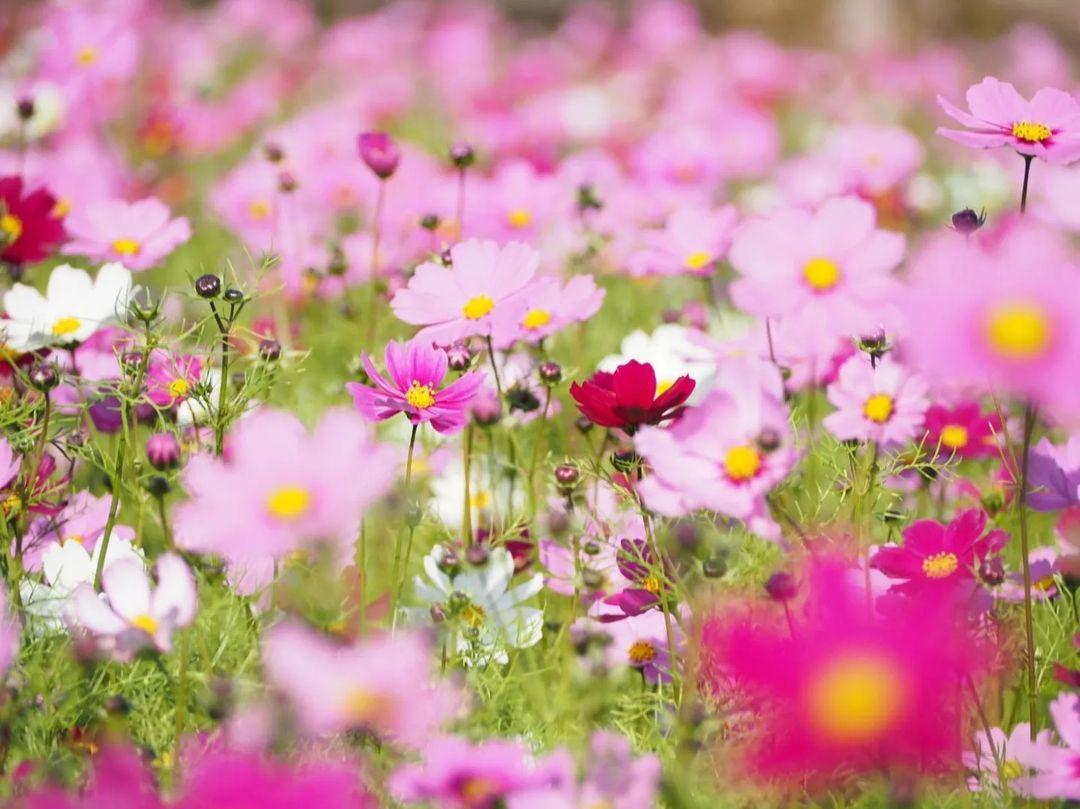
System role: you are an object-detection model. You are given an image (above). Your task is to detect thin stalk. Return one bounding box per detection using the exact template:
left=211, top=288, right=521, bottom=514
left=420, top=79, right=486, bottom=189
left=1017, top=403, right=1039, bottom=740
left=212, top=304, right=230, bottom=457
left=641, top=508, right=679, bottom=704
left=366, top=179, right=386, bottom=346
left=1019, top=153, right=1034, bottom=214
left=527, top=387, right=552, bottom=520
left=484, top=335, right=503, bottom=399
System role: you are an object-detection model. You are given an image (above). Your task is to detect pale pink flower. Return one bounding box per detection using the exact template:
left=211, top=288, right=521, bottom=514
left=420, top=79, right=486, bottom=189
left=490, top=275, right=605, bottom=349
left=39, top=6, right=139, bottom=90
left=65, top=197, right=192, bottom=271
left=1013, top=692, right=1080, bottom=800
left=627, top=206, right=738, bottom=277
left=823, top=356, right=930, bottom=447
left=472, top=160, right=563, bottom=243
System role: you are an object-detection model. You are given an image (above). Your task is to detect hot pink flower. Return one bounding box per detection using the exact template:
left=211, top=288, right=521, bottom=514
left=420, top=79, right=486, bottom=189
left=490, top=275, right=604, bottom=349
left=347, top=338, right=485, bottom=434
left=938, top=76, right=1080, bottom=164
left=823, top=355, right=929, bottom=447
left=391, top=239, right=540, bottom=343
left=173, top=407, right=396, bottom=594
left=144, top=351, right=202, bottom=409
left=65, top=197, right=192, bottom=271
left=729, top=196, right=904, bottom=350
left=262, top=622, right=462, bottom=747
left=626, top=205, right=738, bottom=277
left=16, top=744, right=162, bottom=808
left=922, top=401, right=1003, bottom=461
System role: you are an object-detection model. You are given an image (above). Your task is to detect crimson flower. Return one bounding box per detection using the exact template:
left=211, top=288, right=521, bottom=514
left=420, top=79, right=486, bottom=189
left=0, top=176, right=66, bottom=265
left=570, top=360, right=694, bottom=434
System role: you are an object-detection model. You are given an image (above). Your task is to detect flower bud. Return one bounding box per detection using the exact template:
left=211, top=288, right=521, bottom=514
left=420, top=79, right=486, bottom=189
left=702, top=557, right=728, bottom=579
left=576, top=183, right=602, bottom=212
left=574, top=415, right=594, bottom=434
left=258, top=339, right=281, bottom=362
left=429, top=604, right=447, bottom=623
left=978, top=556, right=1005, bottom=587
left=358, top=132, right=401, bottom=179
left=507, top=384, right=540, bottom=413
left=144, top=475, right=171, bottom=498
left=951, top=208, right=985, bottom=235
left=146, top=433, right=181, bottom=471
left=537, top=361, right=562, bottom=385
left=16, top=97, right=34, bottom=122
left=756, top=428, right=782, bottom=453
left=223, top=288, right=244, bottom=304
left=610, top=450, right=641, bottom=474
left=194, top=274, right=221, bottom=299
left=445, top=342, right=473, bottom=372
left=277, top=171, right=298, bottom=193
left=465, top=544, right=489, bottom=566
left=471, top=389, right=503, bottom=426
left=449, top=142, right=475, bottom=169
left=582, top=540, right=601, bottom=555
left=437, top=548, right=460, bottom=575
left=554, top=463, right=579, bottom=491
left=28, top=363, right=58, bottom=392
left=420, top=213, right=440, bottom=231
left=262, top=141, right=285, bottom=163
left=764, top=571, right=798, bottom=602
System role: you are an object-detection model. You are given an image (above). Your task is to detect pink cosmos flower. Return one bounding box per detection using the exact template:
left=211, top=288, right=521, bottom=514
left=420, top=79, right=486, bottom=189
left=634, top=365, right=796, bottom=541
left=870, top=508, right=1007, bottom=599
left=922, top=401, right=1003, bottom=461
left=963, top=722, right=1059, bottom=793
left=626, top=205, right=738, bottom=277
left=72, top=554, right=196, bottom=659
left=1026, top=433, right=1080, bottom=512
left=173, top=407, right=396, bottom=594
left=391, top=239, right=540, bottom=343
left=822, top=355, right=929, bottom=447
left=592, top=608, right=675, bottom=684
left=144, top=351, right=202, bottom=410
left=1014, top=692, right=1080, bottom=800
left=65, top=197, right=192, bottom=271
left=490, top=275, right=604, bottom=349
left=471, top=159, right=562, bottom=243
left=700, top=555, right=994, bottom=783
left=903, top=219, right=1080, bottom=417
left=997, top=547, right=1059, bottom=603
left=347, top=338, right=485, bottom=434
left=262, top=622, right=462, bottom=747
left=16, top=744, right=162, bottom=809
left=937, top=76, right=1080, bottom=164
left=20, top=490, right=134, bottom=572
left=729, top=196, right=904, bottom=350
left=39, top=6, right=139, bottom=91
left=820, top=124, right=925, bottom=198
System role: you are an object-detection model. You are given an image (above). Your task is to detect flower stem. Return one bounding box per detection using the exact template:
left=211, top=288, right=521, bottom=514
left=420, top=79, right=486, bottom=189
left=484, top=335, right=502, bottom=399
left=1019, top=153, right=1034, bottom=214
left=212, top=305, right=231, bottom=457
left=1016, top=402, right=1039, bottom=740
left=366, top=179, right=386, bottom=347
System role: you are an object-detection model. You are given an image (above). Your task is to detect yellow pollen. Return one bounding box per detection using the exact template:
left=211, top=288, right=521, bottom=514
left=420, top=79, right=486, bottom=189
left=461, top=603, right=486, bottom=628
left=940, top=424, right=969, bottom=450
left=112, top=238, right=141, bottom=256
left=641, top=575, right=662, bottom=594
left=863, top=394, right=894, bottom=423
left=724, top=445, right=762, bottom=482
left=52, top=198, right=71, bottom=218
left=132, top=614, right=158, bottom=635
left=802, top=257, right=841, bottom=292
left=628, top=640, right=658, bottom=664
left=462, top=294, right=495, bottom=320
left=1, top=493, right=21, bottom=516
left=507, top=208, right=533, bottom=228
left=76, top=47, right=98, bottom=66
left=405, top=381, right=436, bottom=409
left=51, top=317, right=81, bottom=337
left=248, top=199, right=271, bottom=220
left=266, top=486, right=311, bottom=520
left=458, top=777, right=499, bottom=806
left=656, top=379, right=675, bottom=396
left=522, top=308, right=552, bottom=330
left=922, top=551, right=959, bottom=579
left=986, top=303, right=1051, bottom=361
left=167, top=378, right=190, bottom=398
left=345, top=688, right=390, bottom=724
left=470, top=490, right=491, bottom=510
left=62, top=534, right=85, bottom=546
left=685, top=250, right=713, bottom=271
left=1011, top=121, right=1052, bottom=143
left=1001, top=759, right=1024, bottom=780
left=806, top=654, right=903, bottom=744
left=0, top=213, right=22, bottom=242
left=1035, top=575, right=1057, bottom=592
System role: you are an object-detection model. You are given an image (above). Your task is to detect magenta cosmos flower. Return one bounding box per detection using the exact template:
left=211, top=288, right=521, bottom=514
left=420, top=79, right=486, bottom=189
left=822, top=355, right=929, bottom=447
left=65, top=196, right=192, bottom=271
left=938, top=76, right=1080, bottom=164
left=390, top=239, right=539, bottom=343
left=262, top=622, right=462, bottom=747
left=729, top=196, right=904, bottom=350
left=173, top=407, right=396, bottom=594
left=144, top=350, right=202, bottom=410
left=922, top=400, right=1003, bottom=461
left=870, top=508, right=1007, bottom=598
left=903, top=220, right=1080, bottom=417
left=347, top=338, right=484, bottom=434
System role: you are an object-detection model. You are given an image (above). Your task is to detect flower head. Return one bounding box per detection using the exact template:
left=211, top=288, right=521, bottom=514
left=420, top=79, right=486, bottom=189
left=0, top=176, right=65, bottom=265
left=570, top=360, right=694, bottom=434
left=65, top=197, right=191, bottom=271
left=357, top=131, right=401, bottom=179
left=922, top=401, right=1003, bottom=461
left=823, top=355, right=929, bottom=447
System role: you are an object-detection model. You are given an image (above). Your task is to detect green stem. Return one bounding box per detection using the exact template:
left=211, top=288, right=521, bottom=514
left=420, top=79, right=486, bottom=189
left=214, top=316, right=230, bottom=457
left=366, top=179, right=386, bottom=347
left=1019, top=153, right=1034, bottom=214
left=1016, top=403, right=1039, bottom=740
left=484, top=335, right=502, bottom=399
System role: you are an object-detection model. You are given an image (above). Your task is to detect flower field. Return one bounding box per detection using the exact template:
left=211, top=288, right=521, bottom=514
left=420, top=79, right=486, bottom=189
left=0, top=1, right=1077, bottom=807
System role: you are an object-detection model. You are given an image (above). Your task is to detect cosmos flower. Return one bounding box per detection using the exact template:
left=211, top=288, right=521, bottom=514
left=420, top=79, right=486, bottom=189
left=822, top=355, right=930, bottom=447
left=64, top=197, right=192, bottom=271
left=626, top=205, right=738, bottom=277
left=996, top=547, right=1059, bottom=603
left=922, top=401, right=1003, bottom=461
left=963, top=722, right=1059, bottom=794
left=570, top=360, right=694, bottom=434
left=700, top=555, right=994, bottom=783
left=346, top=338, right=485, bottom=434
left=1026, top=433, right=1080, bottom=512
left=0, top=176, right=66, bottom=265
left=2, top=263, right=133, bottom=351
left=489, top=275, right=605, bottom=349
left=144, top=351, right=202, bottom=410
left=593, top=608, right=676, bottom=684
left=72, top=554, right=197, bottom=659
left=937, top=76, right=1080, bottom=164
left=262, top=622, right=462, bottom=746
left=1014, top=692, right=1080, bottom=800
left=599, top=324, right=718, bottom=403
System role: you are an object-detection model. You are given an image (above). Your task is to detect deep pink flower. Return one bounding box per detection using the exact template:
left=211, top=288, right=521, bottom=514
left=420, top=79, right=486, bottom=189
left=357, top=131, right=401, bottom=179
left=0, top=176, right=66, bottom=265
left=144, top=351, right=202, bottom=409
left=938, top=76, right=1080, bottom=164
left=570, top=360, right=694, bottom=434
left=922, top=401, right=1003, bottom=461
left=15, top=744, right=162, bottom=808
left=65, top=197, right=192, bottom=271
left=346, top=338, right=484, bottom=434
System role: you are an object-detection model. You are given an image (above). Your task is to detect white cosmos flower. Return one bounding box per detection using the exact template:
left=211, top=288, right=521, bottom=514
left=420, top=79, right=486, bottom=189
left=599, top=324, right=717, bottom=402
left=411, top=546, right=543, bottom=666
left=2, top=263, right=133, bottom=351
left=20, top=536, right=143, bottom=635
left=429, top=456, right=524, bottom=530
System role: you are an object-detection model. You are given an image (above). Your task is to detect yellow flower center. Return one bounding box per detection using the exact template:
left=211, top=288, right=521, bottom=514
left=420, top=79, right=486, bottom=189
left=939, top=424, right=968, bottom=450
left=1011, top=121, right=1052, bottom=143
left=52, top=198, right=72, bottom=218
left=986, top=303, right=1051, bottom=361
left=724, top=445, right=762, bottom=482
left=266, top=486, right=311, bottom=520
left=863, top=394, right=894, bottom=423
left=167, top=378, right=190, bottom=399
left=641, top=575, right=662, bottom=594
left=405, top=381, right=436, bottom=409
left=627, top=640, right=658, bottom=664
left=1, top=492, right=21, bottom=516
left=52, top=317, right=81, bottom=337
left=922, top=551, right=959, bottom=579
left=345, top=688, right=390, bottom=725
left=802, top=257, right=841, bottom=292
left=469, top=490, right=491, bottom=510
left=806, top=654, right=903, bottom=744
left=248, top=199, right=271, bottom=220
left=76, top=46, right=99, bottom=66
left=507, top=208, right=533, bottom=228
left=461, top=603, right=486, bottom=628
left=462, top=294, right=495, bottom=320
left=656, top=379, right=674, bottom=396
left=458, top=777, right=499, bottom=806
left=685, top=250, right=713, bottom=271
left=0, top=213, right=22, bottom=242
left=132, top=614, right=158, bottom=635
left=62, top=533, right=85, bottom=546
left=112, top=238, right=141, bottom=256
left=1001, top=759, right=1024, bottom=780
left=522, top=308, right=552, bottom=330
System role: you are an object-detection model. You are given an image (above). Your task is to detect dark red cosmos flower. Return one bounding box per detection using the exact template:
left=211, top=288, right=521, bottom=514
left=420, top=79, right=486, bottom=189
left=0, top=176, right=66, bottom=265
left=569, top=360, right=694, bottom=434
